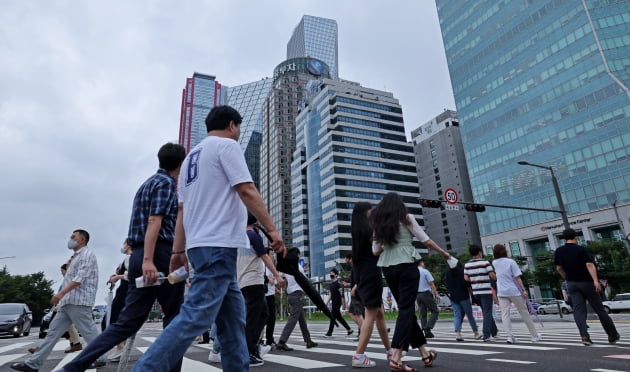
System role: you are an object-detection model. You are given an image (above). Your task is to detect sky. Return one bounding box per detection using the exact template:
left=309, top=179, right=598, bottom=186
left=0, top=0, right=455, bottom=305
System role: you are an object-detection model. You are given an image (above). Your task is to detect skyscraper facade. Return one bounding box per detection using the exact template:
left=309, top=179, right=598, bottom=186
left=411, top=110, right=481, bottom=255
left=292, top=78, right=422, bottom=277
left=436, top=1, right=630, bottom=250
left=287, top=15, right=339, bottom=79
left=227, top=78, right=273, bottom=187
left=260, top=58, right=330, bottom=253
left=178, top=72, right=226, bottom=152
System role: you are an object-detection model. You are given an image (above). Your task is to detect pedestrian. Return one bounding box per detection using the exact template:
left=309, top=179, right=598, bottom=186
left=416, top=259, right=440, bottom=338
left=132, top=105, right=285, bottom=372
left=350, top=201, right=391, bottom=368
left=276, top=249, right=318, bottom=351
left=263, top=248, right=280, bottom=347
left=237, top=213, right=284, bottom=366
left=324, top=268, right=354, bottom=337
left=344, top=253, right=364, bottom=341
left=554, top=228, right=620, bottom=345
left=492, top=244, right=542, bottom=344
left=101, top=239, right=132, bottom=361
left=56, top=143, right=187, bottom=372
left=12, top=230, right=104, bottom=372
left=371, top=192, right=450, bottom=370
left=464, top=244, right=499, bottom=342
left=445, top=259, right=480, bottom=341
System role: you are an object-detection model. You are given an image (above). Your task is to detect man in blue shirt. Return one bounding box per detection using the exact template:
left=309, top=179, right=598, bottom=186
left=416, top=259, right=440, bottom=338
left=57, top=143, right=187, bottom=372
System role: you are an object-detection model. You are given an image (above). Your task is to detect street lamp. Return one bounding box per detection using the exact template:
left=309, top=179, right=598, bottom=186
left=518, top=161, right=570, bottom=230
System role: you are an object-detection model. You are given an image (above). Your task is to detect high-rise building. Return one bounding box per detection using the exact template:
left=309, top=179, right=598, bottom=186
left=436, top=2, right=630, bottom=264
left=411, top=110, right=481, bottom=255
left=260, top=58, right=331, bottom=253
left=179, top=72, right=226, bottom=152
left=292, top=78, right=422, bottom=277
left=227, top=78, right=273, bottom=187
left=287, top=15, right=339, bottom=79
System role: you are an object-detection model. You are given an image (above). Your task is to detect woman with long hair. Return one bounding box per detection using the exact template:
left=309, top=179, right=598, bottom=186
left=350, top=202, right=392, bottom=368
left=371, top=192, right=450, bottom=371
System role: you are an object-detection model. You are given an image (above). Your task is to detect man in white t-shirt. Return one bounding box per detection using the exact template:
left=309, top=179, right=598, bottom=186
left=133, top=105, right=285, bottom=372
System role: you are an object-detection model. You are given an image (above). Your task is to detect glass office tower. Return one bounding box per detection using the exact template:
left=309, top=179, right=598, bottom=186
left=436, top=1, right=630, bottom=236
left=227, top=78, right=273, bottom=187
left=292, top=78, right=422, bottom=277
left=287, top=15, right=339, bottom=79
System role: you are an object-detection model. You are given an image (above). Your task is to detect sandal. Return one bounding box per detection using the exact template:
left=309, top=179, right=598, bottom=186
left=389, top=359, right=418, bottom=372
left=421, top=350, right=438, bottom=367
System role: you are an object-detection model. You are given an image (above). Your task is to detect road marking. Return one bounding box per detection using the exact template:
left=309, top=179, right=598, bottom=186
left=0, top=354, right=25, bottom=365
left=604, top=354, right=630, bottom=359
left=426, top=340, right=564, bottom=350
left=291, top=344, right=421, bottom=361
left=0, top=343, right=31, bottom=353
left=486, top=358, right=536, bottom=364
left=591, top=369, right=629, bottom=372
left=313, top=340, right=500, bottom=356
left=265, top=354, right=344, bottom=369
left=137, top=346, right=234, bottom=371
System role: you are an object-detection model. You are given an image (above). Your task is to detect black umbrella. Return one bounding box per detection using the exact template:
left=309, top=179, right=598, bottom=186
left=254, top=224, right=338, bottom=326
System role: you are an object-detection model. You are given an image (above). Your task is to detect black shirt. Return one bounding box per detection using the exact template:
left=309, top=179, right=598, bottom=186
left=330, top=280, right=342, bottom=306
left=554, top=243, right=594, bottom=282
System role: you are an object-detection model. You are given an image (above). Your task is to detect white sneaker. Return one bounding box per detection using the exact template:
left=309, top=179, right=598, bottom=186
left=258, top=344, right=272, bottom=358
left=506, top=336, right=518, bottom=344
left=531, top=334, right=543, bottom=342
left=352, top=354, right=376, bottom=368
left=208, top=350, right=221, bottom=363
left=107, top=348, right=124, bottom=362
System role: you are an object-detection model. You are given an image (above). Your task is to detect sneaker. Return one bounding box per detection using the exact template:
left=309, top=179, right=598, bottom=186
left=424, top=328, right=434, bottom=338
left=324, top=333, right=333, bottom=337
left=249, top=354, right=264, bottom=367
left=455, top=332, right=464, bottom=341
left=483, top=337, right=496, bottom=342
left=108, top=348, right=124, bottom=362
left=208, top=350, right=221, bottom=363
left=506, top=336, right=518, bottom=344
left=353, top=336, right=360, bottom=342
left=582, top=336, right=594, bottom=346
left=473, top=332, right=482, bottom=340
left=64, top=343, right=82, bottom=353
left=347, top=329, right=354, bottom=336
left=258, top=344, right=272, bottom=358
left=531, top=334, right=543, bottom=343
left=352, top=354, right=376, bottom=368
left=89, top=361, right=106, bottom=368
left=306, top=341, right=318, bottom=349
left=608, top=333, right=620, bottom=344
left=275, top=342, right=294, bottom=351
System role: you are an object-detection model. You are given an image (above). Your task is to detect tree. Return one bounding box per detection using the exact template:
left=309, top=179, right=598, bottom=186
left=586, top=240, right=630, bottom=296
left=0, top=266, right=55, bottom=325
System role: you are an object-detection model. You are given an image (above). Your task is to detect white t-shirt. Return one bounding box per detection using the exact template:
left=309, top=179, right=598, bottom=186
left=284, top=264, right=304, bottom=294
left=493, top=257, right=522, bottom=297
left=265, top=266, right=275, bottom=296
left=178, top=136, right=253, bottom=249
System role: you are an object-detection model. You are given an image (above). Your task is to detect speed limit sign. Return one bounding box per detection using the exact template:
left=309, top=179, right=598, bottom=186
left=444, top=188, right=458, bottom=205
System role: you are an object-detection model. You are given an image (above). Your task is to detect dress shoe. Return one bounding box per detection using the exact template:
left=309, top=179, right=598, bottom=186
left=64, top=343, right=82, bottom=353
left=306, top=341, right=318, bottom=348
left=27, top=347, right=38, bottom=354
left=10, top=362, right=38, bottom=372
left=275, top=342, right=293, bottom=351
left=89, top=361, right=106, bottom=368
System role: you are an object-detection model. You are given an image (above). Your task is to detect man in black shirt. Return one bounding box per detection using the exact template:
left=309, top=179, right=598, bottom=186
left=554, top=229, right=620, bottom=345
left=324, top=269, right=353, bottom=337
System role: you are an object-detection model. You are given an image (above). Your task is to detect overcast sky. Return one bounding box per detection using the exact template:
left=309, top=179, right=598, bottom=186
left=0, top=0, right=455, bottom=304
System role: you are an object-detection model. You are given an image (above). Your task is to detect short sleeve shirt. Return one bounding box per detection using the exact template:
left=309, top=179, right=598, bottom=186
left=554, top=243, right=594, bottom=282
left=492, top=257, right=522, bottom=297
left=464, top=258, right=495, bottom=296
left=418, top=267, right=434, bottom=292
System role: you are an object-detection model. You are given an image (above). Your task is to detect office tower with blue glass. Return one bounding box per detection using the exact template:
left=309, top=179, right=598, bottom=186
left=227, top=78, right=273, bottom=187
left=292, top=78, right=422, bottom=277
left=287, top=15, right=339, bottom=79
left=436, top=2, right=630, bottom=267
left=411, top=110, right=481, bottom=255
left=179, top=72, right=226, bottom=152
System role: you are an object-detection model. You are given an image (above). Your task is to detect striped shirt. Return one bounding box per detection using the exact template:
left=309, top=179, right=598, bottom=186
left=464, top=258, right=494, bottom=295
left=59, top=246, right=99, bottom=307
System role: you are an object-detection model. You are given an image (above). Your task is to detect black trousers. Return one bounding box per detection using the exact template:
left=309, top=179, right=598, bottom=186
left=327, top=302, right=352, bottom=334
left=241, top=284, right=268, bottom=355
left=265, top=295, right=276, bottom=344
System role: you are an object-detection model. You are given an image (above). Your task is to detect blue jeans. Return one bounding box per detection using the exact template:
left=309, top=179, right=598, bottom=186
left=476, top=293, right=498, bottom=339
left=133, top=246, right=248, bottom=372
left=568, top=281, right=618, bottom=338
left=452, top=298, right=478, bottom=332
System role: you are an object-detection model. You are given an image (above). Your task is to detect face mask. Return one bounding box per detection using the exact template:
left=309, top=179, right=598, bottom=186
left=67, top=239, right=79, bottom=250
left=330, top=274, right=336, bottom=280
left=120, top=246, right=127, bottom=254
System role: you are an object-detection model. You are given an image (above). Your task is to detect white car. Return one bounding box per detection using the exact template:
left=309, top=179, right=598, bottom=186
left=537, top=300, right=572, bottom=315
left=603, top=293, right=630, bottom=313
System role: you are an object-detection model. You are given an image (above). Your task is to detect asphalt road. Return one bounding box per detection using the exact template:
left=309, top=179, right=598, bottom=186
left=1, top=315, right=629, bottom=372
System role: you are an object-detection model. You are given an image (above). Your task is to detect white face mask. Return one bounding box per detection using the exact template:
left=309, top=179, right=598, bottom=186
left=67, top=239, right=79, bottom=250
left=120, top=246, right=128, bottom=254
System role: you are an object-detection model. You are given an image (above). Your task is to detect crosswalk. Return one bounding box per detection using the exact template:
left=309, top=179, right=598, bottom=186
left=1, top=322, right=629, bottom=371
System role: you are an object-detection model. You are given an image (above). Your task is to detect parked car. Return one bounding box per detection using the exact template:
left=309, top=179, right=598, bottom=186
left=0, top=303, right=32, bottom=337
left=603, top=293, right=630, bottom=313
left=537, top=299, right=572, bottom=314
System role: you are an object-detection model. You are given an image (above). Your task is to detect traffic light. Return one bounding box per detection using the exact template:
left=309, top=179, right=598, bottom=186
left=465, top=204, right=486, bottom=212
left=420, top=199, right=442, bottom=208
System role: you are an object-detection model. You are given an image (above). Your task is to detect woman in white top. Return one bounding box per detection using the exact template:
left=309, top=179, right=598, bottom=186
left=492, top=244, right=542, bottom=344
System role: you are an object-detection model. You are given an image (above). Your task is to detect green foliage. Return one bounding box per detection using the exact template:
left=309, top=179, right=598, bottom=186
left=586, top=240, right=630, bottom=295
left=0, top=266, right=55, bottom=324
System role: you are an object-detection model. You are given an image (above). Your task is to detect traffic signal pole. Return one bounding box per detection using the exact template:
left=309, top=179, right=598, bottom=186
left=418, top=198, right=565, bottom=215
